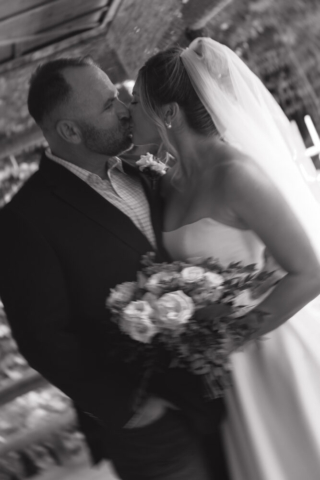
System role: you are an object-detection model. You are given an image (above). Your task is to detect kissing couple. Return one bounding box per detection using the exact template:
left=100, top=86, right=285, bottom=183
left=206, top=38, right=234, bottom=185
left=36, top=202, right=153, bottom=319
left=1, top=38, right=320, bottom=480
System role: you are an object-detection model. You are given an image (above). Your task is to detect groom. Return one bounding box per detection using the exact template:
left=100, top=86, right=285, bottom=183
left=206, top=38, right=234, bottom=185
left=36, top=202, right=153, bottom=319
left=0, top=56, right=229, bottom=480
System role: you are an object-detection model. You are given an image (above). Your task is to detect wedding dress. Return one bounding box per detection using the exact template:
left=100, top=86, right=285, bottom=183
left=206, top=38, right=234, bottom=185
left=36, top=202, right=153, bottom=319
left=163, top=218, right=320, bottom=480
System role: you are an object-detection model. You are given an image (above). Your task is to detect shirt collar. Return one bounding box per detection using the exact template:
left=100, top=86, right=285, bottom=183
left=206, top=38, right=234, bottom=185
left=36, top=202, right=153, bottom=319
left=108, top=156, right=125, bottom=173
left=45, top=148, right=124, bottom=176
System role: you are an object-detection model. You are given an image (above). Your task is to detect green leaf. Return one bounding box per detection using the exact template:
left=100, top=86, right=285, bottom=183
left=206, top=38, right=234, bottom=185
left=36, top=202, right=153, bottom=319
left=193, top=303, right=233, bottom=322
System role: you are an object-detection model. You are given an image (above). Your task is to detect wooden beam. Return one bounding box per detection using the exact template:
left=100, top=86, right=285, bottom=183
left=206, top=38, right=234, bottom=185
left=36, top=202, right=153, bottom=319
left=188, top=0, right=234, bottom=30
left=0, top=0, right=123, bottom=75
left=0, top=0, right=56, bottom=21
left=0, top=9, right=106, bottom=51
left=0, top=0, right=108, bottom=40
left=0, top=44, right=13, bottom=63
left=100, top=0, right=123, bottom=29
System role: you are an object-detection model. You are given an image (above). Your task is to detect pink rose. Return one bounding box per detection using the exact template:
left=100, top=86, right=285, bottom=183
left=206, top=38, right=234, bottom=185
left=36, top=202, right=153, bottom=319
left=145, top=271, right=181, bottom=295
left=155, top=290, right=194, bottom=330
left=181, top=266, right=205, bottom=284
left=204, top=272, right=224, bottom=288
left=121, top=301, right=158, bottom=343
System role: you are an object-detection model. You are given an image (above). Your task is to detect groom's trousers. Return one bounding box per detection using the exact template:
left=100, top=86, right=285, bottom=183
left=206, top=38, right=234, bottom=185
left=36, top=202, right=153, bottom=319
left=105, top=409, right=230, bottom=480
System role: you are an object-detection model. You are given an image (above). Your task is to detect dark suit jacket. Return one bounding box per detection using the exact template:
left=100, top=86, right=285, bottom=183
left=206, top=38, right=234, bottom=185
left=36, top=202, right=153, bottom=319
left=0, top=153, right=225, bottom=444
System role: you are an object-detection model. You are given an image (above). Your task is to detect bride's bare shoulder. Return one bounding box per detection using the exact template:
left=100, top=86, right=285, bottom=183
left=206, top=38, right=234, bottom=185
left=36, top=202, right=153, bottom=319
left=217, top=145, right=264, bottom=187
left=217, top=145, right=276, bottom=207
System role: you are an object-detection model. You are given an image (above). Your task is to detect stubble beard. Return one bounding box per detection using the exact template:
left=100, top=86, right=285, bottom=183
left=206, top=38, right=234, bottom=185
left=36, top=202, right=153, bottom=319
left=80, top=121, right=133, bottom=157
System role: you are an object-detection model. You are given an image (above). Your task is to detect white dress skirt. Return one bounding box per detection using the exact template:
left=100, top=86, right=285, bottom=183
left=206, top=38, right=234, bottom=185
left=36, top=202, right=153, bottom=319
left=163, top=217, right=320, bottom=480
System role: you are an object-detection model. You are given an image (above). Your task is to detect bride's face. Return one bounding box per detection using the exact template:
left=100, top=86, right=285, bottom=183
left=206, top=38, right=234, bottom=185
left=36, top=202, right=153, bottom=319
left=130, top=80, right=161, bottom=146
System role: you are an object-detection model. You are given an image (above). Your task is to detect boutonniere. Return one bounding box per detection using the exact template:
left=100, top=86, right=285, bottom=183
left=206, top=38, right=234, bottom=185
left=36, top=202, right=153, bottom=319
left=136, top=153, right=170, bottom=188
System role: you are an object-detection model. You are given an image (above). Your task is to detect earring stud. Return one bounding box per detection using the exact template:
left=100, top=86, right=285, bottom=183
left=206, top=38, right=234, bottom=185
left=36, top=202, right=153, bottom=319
left=165, top=122, right=172, bottom=129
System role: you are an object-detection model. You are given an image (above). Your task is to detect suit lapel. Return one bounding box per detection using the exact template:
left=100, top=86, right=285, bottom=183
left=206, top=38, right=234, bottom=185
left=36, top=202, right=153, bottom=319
left=38, top=155, right=153, bottom=256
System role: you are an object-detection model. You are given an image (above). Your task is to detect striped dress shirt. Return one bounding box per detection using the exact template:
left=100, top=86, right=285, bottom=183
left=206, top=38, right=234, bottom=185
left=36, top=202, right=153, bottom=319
left=46, top=149, right=157, bottom=249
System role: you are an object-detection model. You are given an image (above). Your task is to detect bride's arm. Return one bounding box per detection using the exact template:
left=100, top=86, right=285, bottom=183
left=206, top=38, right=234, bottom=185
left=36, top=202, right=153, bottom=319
left=225, top=158, right=320, bottom=335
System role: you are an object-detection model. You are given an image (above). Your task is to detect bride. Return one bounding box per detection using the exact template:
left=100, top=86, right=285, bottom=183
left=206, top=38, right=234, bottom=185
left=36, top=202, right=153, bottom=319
left=130, top=38, right=320, bottom=480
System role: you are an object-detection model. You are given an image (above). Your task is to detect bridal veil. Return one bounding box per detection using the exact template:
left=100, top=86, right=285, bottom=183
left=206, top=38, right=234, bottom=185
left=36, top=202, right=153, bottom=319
left=181, top=38, right=320, bottom=264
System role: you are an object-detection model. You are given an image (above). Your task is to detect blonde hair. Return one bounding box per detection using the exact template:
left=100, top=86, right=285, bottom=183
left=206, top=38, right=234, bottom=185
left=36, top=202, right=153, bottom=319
left=137, top=46, right=218, bottom=187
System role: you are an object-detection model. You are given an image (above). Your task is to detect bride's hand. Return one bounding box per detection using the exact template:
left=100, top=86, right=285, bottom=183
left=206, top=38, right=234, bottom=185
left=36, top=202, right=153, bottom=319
left=124, top=396, right=178, bottom=429
left=238, top=309, right=272, bottom=341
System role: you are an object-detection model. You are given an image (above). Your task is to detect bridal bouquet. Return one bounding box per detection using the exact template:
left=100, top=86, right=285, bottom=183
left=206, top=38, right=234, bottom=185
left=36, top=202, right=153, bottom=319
left=106, top=253, right=274, bottom=401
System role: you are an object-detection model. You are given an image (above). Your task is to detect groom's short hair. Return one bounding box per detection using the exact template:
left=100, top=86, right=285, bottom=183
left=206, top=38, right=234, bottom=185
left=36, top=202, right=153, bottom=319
left=28, top=56, right=98, bottom=126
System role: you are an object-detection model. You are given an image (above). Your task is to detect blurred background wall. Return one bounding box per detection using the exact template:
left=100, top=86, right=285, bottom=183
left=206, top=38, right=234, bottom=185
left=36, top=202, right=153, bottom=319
left=0, top=1, right=320, bottom=478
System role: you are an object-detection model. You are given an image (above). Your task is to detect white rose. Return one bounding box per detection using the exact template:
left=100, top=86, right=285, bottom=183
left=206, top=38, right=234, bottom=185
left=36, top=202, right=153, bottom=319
left=155, top=290, right=194, bottom=330
left=204, top=272, right=224, bottom=288
left=121, top=300, right=158, bottom=343
left=145, top=271, right=180, bottom=294
left=181, top=266, right=205, bottom=284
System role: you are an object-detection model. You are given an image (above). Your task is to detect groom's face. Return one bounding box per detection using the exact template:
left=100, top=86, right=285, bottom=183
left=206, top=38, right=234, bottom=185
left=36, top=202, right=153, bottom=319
left=62, top=65, right=133, bottom=156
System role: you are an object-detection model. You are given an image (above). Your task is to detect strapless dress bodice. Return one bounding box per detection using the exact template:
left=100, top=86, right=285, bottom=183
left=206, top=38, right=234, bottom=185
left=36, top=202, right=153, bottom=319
left=163, top=217, right=265, bottom=269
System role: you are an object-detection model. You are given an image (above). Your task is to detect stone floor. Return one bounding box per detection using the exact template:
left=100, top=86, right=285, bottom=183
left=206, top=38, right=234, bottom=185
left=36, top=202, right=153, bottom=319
left=34, top=461, right=119, bottom=480
left=31, top=449, right=120, bottom=480
left=25, top=444, right=120, bottom=480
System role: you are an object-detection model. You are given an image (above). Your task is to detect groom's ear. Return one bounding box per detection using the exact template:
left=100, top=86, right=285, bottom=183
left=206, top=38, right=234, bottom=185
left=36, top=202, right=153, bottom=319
left=56, top=120, right=82, bottom=144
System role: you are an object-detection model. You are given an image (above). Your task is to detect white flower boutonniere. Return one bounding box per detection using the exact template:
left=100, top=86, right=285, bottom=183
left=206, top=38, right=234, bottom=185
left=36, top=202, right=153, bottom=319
left=136, top=153, right=170, bottom=182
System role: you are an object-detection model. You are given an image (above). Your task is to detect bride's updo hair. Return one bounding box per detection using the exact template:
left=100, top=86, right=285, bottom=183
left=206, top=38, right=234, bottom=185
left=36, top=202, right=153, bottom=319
left=137, top=46, right=218, bottom=166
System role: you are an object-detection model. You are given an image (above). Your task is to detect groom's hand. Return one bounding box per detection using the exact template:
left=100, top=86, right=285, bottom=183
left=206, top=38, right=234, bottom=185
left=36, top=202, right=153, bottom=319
left=124, top=396, right=178, bottom=429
